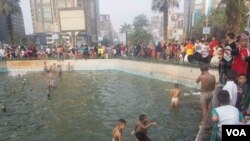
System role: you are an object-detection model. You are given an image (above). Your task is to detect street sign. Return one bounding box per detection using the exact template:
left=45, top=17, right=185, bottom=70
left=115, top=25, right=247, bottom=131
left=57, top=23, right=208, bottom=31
left=203, top=27, right=211, bottom=34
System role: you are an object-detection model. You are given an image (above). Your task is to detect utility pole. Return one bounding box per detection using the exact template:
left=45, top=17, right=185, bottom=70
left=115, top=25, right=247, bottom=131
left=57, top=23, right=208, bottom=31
left=205, top=17, right=208, bottom=40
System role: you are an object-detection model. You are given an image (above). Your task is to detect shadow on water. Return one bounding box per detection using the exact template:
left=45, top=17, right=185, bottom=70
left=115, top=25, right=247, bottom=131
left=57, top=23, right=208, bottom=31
left=0, top=71, right=200, bottom=141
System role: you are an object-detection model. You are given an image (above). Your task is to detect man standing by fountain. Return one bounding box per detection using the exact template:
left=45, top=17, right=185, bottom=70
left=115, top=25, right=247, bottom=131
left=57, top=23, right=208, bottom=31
left=196, top=65, right=216, bottom=124
left=112, top=119, right=126, bottom=141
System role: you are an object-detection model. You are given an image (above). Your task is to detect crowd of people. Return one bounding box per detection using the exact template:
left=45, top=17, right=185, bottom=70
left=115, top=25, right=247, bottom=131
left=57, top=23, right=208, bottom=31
left=0, top=35, right=236, bottom=68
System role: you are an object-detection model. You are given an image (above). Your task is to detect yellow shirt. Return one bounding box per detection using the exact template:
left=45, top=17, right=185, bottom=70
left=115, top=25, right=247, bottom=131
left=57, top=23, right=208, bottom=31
left=185, top=44, right=194, bottom=56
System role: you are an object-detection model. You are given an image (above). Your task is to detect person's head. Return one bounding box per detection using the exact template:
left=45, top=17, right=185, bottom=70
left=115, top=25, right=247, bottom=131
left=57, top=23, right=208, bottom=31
left=212, top=36, right=216, bottom=41
left=226, top=70, right=237, bottom=81
left=237, top=74, right=247, bottom=85
left=139, top=114, right=148, bottom=124
left=200, top=64, right=209, bottom=73
left=118, top=119, right=126, bottom=130
left=240, top=40, right=248, bottom=48
left=217, top=90, right=230, bottom=105
left=242, top=31, right=249, bottom=37
left=174, top=83, right=179, bottom=88
left=236, top=35, right=241, bottom=43
left=226, top=32, right=235, bottom=40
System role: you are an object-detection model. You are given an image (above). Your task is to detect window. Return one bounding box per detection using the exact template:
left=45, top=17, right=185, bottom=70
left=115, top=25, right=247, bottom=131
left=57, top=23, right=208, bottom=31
left=37, top=7, right=53, bottom=22
left=42, top=0, right=51, bottom=4
left=58, top=0, right=66, bottom=8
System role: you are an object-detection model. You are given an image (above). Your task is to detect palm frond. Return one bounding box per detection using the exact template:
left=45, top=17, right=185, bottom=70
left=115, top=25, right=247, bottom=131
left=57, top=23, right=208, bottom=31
left=152, top=0, right=180, bottom=12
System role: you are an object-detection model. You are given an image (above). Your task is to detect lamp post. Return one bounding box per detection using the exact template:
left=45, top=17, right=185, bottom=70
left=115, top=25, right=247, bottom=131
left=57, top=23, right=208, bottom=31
left=205, top=17, right=208, bottom=40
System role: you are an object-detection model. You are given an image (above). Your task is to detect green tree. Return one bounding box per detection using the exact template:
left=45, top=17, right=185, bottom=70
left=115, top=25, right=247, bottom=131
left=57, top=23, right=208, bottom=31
left=189, top=16, right=206, bottom=40
left=128, top=14, right=153, bottom=45
left=152, top=0, right=179, bottom=41
left=0, top=0, right=21, bottom=45
left=120, top=23, right=132, bottom=47
left=133, top=14, right=149, bottom=30
left=101, top=37, right=113, bottom=47
left=128, top=29, right=153, bottom=45
left=189, top=8, right=227, bottom=41
left=208, top=8, right=227, bottom=40
left=220, top=0, right=249, bottom=34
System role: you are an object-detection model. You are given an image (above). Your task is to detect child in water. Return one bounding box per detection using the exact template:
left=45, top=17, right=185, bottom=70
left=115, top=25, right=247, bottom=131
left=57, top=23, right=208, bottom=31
left=170, top=83, right=181, bottom=107
left=67, top=62, right=72, bottom=72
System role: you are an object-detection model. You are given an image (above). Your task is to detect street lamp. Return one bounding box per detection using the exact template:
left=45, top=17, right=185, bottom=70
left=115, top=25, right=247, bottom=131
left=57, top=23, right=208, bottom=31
left=205, top=16, right=208, bottom=40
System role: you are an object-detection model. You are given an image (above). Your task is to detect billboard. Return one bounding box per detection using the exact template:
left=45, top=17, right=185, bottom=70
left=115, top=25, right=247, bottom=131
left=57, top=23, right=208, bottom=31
left=59, top=8, right=86, bottom=32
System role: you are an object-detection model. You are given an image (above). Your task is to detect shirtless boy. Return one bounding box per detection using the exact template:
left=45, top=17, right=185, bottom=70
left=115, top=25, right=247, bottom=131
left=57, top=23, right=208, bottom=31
left=134, top=114, right=157, bottom=141
left=112, top=119, right=126, bottom=141
left=46, top=69, right=55, bottom=88
left=67, top=62, right=72, bottom=72
left=196, top=65, right=216, bottom=123
left=170, top=83, right=181, bottom=107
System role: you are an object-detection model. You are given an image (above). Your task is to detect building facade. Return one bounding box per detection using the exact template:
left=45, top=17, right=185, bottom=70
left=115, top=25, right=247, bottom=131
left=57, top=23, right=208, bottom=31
left=183, top=0, right=221, bottom=39
left=183, top=0, right=195, bottom=37
left=30, top=0, right=99, bottom=46
left=0, top=16, right=8, bottom=43
left=192, top=0, right=221, bottom=26
left=168, top=12, right=184, bottom=42
left=12, top=13, right=26, bottom=37
left=99, top=14, right=114, bottom=42
left=0, top=12, right=25, bottom=44
left=150, top=16, right=163, bottom=42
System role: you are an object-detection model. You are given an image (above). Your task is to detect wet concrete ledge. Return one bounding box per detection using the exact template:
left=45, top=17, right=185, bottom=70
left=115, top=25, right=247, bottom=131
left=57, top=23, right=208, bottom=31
left=0, top=59, right=219, bottom=88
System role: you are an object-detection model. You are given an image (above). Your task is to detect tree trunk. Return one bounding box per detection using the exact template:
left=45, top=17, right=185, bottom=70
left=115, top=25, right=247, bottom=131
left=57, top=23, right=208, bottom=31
left=6, top=13, right=14, bottom=45
left=163, top=0, right=169, bottom=41
left=226, top=0, right=246, bottom=35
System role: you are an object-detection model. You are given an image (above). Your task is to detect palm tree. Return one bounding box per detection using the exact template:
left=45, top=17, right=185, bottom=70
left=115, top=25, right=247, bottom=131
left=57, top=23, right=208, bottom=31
left=220, top=0, right=249, bottom=34
left=0, top=0, right=21, bottom=45
left=120, top=23, right=132, bottom=47
left=152, top=0, right=179, bottom=41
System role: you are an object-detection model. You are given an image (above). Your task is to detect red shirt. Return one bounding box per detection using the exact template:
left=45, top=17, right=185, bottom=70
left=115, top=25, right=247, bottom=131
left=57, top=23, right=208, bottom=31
left=232, top=47, right=249, bottom=75
left=209, top=40, right=219, bottom=56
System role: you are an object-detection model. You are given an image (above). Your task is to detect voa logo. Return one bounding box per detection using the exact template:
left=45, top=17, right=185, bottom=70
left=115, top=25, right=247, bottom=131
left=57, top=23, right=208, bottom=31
left=226, top=129, right=246, bottom=136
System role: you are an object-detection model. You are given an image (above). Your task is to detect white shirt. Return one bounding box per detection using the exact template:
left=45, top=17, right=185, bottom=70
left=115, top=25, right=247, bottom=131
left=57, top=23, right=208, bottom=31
left=0, top=48, right=5, bottom=56
left=195, top=43, right=202, bottom=54
left=201, top=44, right=209, bottom=58
left=223, top=81, right=238, bottom=106
left=46, top=48, right=51, bottom=54
left=214, top=105, right=240, bottom=138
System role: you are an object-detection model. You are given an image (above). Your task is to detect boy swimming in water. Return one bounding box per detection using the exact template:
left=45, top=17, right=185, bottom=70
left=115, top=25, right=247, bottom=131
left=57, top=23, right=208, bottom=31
left=133, top=114, right=157, bottom=141
left=170, top=83, right=181, bottom=107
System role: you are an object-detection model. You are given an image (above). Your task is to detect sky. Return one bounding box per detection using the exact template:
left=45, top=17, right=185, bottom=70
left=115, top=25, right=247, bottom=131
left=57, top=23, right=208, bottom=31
left=20, top=0, right=184, bottom=35
left=99, top=0, right=184, bottom=32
